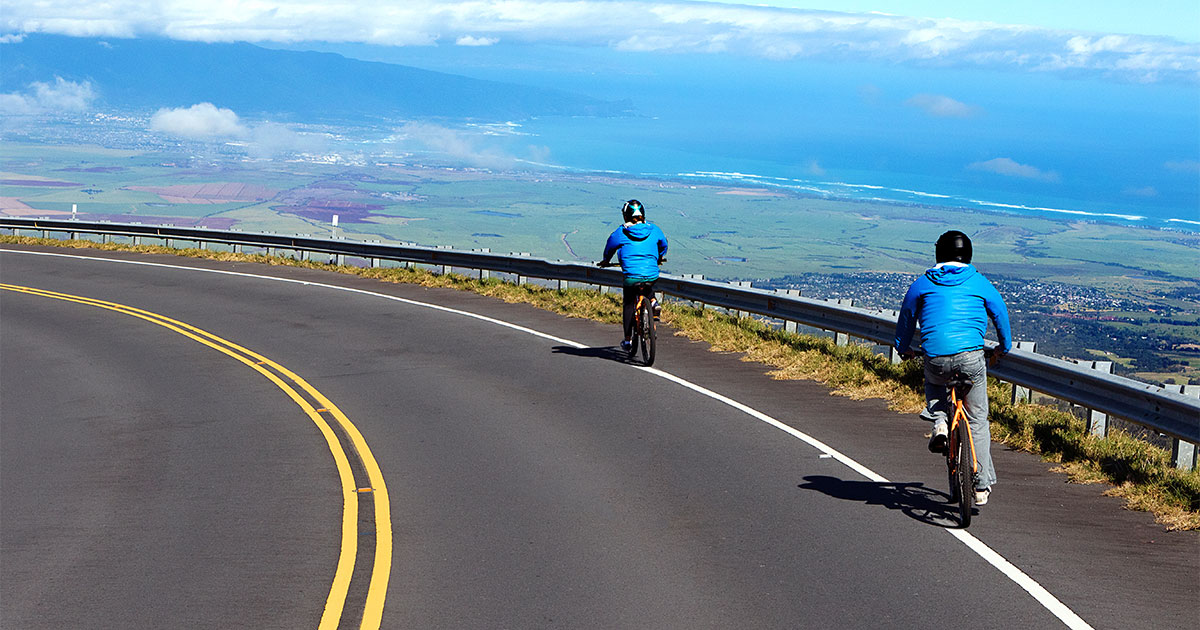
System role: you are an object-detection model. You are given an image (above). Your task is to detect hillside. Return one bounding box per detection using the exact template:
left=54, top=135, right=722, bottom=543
left=0, top=34, right=630, bottom=121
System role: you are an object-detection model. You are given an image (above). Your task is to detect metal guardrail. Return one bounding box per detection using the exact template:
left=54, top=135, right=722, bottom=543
left=4, top=217, right=1198, bottom=463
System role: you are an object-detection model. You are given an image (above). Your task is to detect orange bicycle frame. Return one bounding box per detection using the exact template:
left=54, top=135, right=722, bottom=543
left=950, top=386, right=979, bottom=474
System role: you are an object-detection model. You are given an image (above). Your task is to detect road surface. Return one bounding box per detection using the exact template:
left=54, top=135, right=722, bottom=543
left=1, top=245, right=1195, bottom=629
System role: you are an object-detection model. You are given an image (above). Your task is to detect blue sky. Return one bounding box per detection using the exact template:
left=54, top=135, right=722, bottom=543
left=746, top=1, right=1200, bottom=42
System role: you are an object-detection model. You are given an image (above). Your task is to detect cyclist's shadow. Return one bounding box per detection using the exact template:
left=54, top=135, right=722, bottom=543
left=797, top=475, right=963, bottom=527
left=551, top=345, right=641, bottom=365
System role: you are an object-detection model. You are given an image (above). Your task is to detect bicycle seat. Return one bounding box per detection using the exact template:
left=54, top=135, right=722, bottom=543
left=945, top=370, right=973, bottom=395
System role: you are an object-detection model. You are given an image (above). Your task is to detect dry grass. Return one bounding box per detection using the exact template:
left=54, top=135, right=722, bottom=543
left=6, top=234, right=1198, bottom=529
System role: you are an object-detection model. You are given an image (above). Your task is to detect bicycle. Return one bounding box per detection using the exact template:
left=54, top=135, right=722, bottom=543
left=597, top=259, right=663, bottom=366
left=944, top=368, right=978, bottom=527
left=627, top=284, right=656, bottom=366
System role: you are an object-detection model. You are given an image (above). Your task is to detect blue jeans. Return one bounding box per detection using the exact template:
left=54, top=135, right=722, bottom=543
left=921, top=350, right=996, bottom=491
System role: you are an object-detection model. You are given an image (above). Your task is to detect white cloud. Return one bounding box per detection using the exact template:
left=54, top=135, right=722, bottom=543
left=456, top=35, right=498, bottom=46
left=0, top=76, right=95, bottom=115
left=968, top=157, right=1060, bottom=182
left=148, top=104, right=327, bottom=157
left=1123, top=185, right=1158, bottom=197
left=904, top=93, right=978, bottom=118
left=1165, top=159, right=1200, bottom=173
left=394, top=122, right=516, bottom=169
left=2, top=1, right=1196, bottom=83
left=150, top=102, right=247, bottom=139
left=247, top=122, right=328, bottom=158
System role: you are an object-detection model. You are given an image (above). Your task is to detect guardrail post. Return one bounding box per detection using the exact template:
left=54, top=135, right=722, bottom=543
left=1009, top=341, right=1038, bottom=403
left=436, top=245, right=452, bottom=275
left=514, top=252, right=531, bottom=285
left=731, top=281, right=752, bottom=318
left=1073, top=360, right=1114, bottom=436
left=872, top=309, right=902, bottom=363
left=827, top=298, right=854, bottom=345
left=682, top=274, right=705, bottom=309
left=1169, top=385, right=1199, bottom=470
left=472, top=248, right=491, bottom=279
left=777, top=289, right=802, bottom=333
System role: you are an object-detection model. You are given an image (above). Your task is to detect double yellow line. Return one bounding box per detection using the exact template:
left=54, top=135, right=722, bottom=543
left=1, top=284, right=392, bottom=629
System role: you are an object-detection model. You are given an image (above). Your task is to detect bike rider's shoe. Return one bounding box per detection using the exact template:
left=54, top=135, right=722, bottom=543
left=928, top=423, right=948, bottom=453
left=652, top=299, right=662, bottom=320
left=974, top=488, right=991, bottom=506
left=620, top=339, right=633, bottom=352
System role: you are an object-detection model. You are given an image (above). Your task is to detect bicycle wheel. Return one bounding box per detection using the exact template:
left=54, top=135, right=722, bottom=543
left=955, top=415, right=974, bottom=527
left=640, top=298, right=656, bottom=366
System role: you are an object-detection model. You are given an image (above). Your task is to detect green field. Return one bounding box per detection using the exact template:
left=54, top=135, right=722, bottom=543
left=5, top=142, right=1196, bottom=284
left=4, top=141, right=1198, bottom=383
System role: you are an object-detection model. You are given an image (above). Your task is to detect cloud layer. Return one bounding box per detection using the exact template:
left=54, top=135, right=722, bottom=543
left=2, top=1, right=1197, bottom=83
left=150, top=102, right=246, bottom=139
left=392, top=122, right=524, bottom=169
left=968, top=157, right=1061, bottom=182
left=149, top=102, right=329, bottom=157
left=0, top=76, right=95, bottom=115
left=905, top=93, right=978, bottom=118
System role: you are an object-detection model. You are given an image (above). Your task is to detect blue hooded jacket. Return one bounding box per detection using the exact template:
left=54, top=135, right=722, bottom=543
left=894, top=263, right=1012, bottom=357
left=603, top=222, right=668, bottom=285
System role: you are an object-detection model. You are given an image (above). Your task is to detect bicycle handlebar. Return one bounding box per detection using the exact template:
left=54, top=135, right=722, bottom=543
left=596, top=258, right=665, bottom=268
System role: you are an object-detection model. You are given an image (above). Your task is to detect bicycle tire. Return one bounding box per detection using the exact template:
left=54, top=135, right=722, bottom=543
left=946, top=431, right=958, bottom=503
left=955, top=415, right=974, bottom=527
left=640, top=299, right=656, bottom=366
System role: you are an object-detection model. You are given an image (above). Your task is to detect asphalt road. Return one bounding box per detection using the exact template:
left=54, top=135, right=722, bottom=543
left=1, top=245, right=1196, bottom=629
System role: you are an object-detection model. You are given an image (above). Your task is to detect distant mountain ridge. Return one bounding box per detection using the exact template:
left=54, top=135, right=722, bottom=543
left=0, top=34, right=630, bottom=121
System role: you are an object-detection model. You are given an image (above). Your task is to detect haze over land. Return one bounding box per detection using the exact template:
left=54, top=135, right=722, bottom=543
left=1, top=1, right=1198, bottom=383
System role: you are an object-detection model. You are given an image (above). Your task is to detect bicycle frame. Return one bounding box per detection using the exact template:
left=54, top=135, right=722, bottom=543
left=948, top=386, right=979, bottom=476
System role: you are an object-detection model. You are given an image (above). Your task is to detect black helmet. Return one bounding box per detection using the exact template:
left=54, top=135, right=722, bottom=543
left=935, top=230, right=973, bottom=264
left=622, top=199, right=645, bottom=223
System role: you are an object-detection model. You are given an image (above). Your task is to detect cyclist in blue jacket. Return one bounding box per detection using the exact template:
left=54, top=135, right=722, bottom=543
left=894, top=230, right=1012, bottom=506
left=600, top=199, right=668, bottom=351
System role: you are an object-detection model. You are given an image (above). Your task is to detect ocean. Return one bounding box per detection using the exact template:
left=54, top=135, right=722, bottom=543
left=509, top=113, right=1199, bottom=232
left=417, top=50, right=1200, bottom=232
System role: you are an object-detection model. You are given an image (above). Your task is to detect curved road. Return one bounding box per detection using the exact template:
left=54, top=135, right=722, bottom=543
left=1, top=245, right=1195, bottom=629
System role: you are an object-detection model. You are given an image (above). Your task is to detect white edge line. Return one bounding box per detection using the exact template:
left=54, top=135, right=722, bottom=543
left=1, top=248, right=1094, bottom=630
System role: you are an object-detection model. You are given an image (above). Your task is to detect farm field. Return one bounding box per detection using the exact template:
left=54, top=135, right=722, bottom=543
left=3, top=141, right=1197, bottom=382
